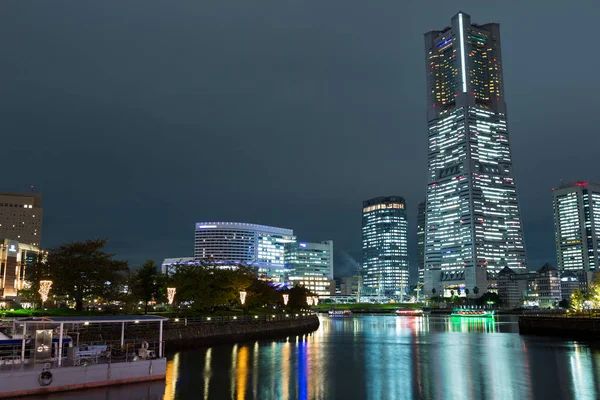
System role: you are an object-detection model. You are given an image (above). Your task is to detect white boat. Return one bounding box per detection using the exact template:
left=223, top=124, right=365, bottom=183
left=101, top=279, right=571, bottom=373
left=328, top=310, right=353, bottom=317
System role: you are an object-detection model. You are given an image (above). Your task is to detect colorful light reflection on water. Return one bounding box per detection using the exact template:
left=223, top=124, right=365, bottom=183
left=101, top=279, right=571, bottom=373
left=28, top=315, right=600, bottom=400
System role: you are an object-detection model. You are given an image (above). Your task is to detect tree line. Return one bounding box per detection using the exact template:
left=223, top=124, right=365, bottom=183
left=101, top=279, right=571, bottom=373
left=23, top=239, right=313, bottom=313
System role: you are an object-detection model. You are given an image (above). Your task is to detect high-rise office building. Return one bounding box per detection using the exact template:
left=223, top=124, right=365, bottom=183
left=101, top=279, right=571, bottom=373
left=0, top=192, right=43, bottom=247
left=552, top=181, right=600, bottom=286
left=284, top=241, right=333, bottom=296
left=416, top=201, right=426, bottom=284
left=423, top=12, right=527, bottom=295
left=362, top=196, right=409, bottom=297
left=194, top=222, right=296, bottom=281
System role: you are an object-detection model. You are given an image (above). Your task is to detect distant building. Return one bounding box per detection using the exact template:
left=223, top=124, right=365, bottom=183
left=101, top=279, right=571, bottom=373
left=339, top=275, right=360, bottom=296
left=535, top=264, right=561, bottom=308
left=0, top=192, right=43, bottom=247
left=285, top=241, right=333, bottom=296
left=496, top=267, right=535, bottom=309
left=362, top=196, right=409, bottom=297
left=560, top=271, right=579, bottom=301
left=416, top=201, right=426, bottom=284
left=194, top=222, right=296, bottom=281
left=161, top=257, right=195, bottom=275
left=0, top=239, right=44, bottom=300
left=552, top=181, right=600, bottom=288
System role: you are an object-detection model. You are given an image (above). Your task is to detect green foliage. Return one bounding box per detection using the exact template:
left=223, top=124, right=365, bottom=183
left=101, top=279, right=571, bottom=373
left=473, top=287, right=480, bottom=296
left=570, top=289, right=586, bottom=311
left=558, top=298, right=570, bottom=309
left=42, top=239, right=129, bottom=311
left=474, top=292, right=501, bottom=306
left=170, top=261, right=256, bottom=312
left=131, top=260, right=165, bottom=314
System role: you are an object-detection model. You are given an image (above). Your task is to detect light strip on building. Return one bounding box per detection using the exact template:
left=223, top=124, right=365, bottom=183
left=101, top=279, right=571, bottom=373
left=458, top=13, right=467, bottom=93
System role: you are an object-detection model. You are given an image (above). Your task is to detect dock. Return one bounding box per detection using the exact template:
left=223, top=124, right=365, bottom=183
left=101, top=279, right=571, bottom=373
left=0, top=315, right=167, bottom=398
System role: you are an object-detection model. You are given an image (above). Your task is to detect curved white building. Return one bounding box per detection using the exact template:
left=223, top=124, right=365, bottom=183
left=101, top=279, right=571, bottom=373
left=194, top=222, right=295, bottom=281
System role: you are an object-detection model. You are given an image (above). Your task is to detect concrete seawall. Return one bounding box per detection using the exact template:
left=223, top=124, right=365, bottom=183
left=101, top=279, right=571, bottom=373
left=80, top=315, right=321, bottom=349
left=519, top=316, right=600, bottom=339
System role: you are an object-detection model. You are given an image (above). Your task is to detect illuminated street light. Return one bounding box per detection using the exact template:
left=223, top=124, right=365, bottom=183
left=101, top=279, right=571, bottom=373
left=167, top=287, right=176, bottom=305
left=283, top=294, right=289, bottom=306
left=240, top=291, right=247, bottom=305
left=39, top=280, right=53, bottom=304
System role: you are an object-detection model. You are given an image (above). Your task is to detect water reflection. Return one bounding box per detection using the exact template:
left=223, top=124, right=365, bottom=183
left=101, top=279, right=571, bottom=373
left=33, top=315, right=600, bottom=400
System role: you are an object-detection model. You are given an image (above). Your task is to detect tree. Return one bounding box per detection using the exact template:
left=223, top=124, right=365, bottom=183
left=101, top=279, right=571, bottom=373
left=473, top=287, right=480, bottom=297
left=131, top=260, right=165, bottom=314
left=22, top=256, right=51, bottom=308
left=45, top=239, right=128, bottom=311
left=432, top=288, right=436, bottom=295
left=558, top=299, right=570, bottom=309
left=450, top=290, right=455, bottom=298
left=475, top=292, right=501, bottom=306
left=570, top=289, right=585, bottom=311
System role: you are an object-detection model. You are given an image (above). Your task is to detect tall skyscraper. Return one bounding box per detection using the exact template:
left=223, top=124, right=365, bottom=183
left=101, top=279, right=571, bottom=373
left=423, top=12, right=527, bottom=295
left=284, top=240, right=334, bottom=296
left=416, top=201, right=426, bottom=284
left=194, top=222, right=296, bottom=281
left=0, top=192, right=43, bottom=247
left=362, top=196, right=409, bottom=297
left=552, top=181, right=600, bottom=286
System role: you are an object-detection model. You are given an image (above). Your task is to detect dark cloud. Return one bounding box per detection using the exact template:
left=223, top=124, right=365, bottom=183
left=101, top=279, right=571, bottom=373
left=2, top=1, right=599, bottom=279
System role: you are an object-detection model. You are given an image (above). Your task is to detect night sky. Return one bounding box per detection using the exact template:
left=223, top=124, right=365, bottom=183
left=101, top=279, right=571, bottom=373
left=2, top=1, right=599, bottom=280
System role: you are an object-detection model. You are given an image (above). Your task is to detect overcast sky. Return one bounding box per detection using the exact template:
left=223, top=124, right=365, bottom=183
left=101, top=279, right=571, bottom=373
left=2, top=1, right=599, bottom=279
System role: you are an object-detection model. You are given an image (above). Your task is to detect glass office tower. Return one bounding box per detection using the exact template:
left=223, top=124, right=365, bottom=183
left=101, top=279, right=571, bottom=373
left=423, top=12, right=527, bottom=292
left=362, top=196, right=409, bottom=297
left=553, top=181, right=600, bottom=286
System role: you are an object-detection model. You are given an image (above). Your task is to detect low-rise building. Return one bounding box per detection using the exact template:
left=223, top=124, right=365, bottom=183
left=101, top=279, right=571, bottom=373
left=560, top=271, right=579, bottom=301
left=285, top=241, right=333, bottom=296
left=0, top=239, right=44, bottom=301
left=161, top=257, right=195, bottom=275
left=535, top=264, right=562, bottom=308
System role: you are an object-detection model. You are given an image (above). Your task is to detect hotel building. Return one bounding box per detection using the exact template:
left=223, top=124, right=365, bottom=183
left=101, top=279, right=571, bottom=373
left=194, top=222, right=296, bottom=281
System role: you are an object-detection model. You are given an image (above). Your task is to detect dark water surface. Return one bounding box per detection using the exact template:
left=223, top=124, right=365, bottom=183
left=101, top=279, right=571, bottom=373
left=33, top=315, right=600, bottom=399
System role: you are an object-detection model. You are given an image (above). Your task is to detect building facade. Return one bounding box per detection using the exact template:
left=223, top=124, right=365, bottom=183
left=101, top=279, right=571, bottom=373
left=0, top=193, right=43, bottom=247
left=535, top=264, right=561, bottom=308
left=161, top=257, right=195, bottom=275
left=423, top=12, right=527, bottom=295
left=362, top=196, right=409, bottom=297
left=284, top=241, right=333, bottom=296
left=194, top=222, right=296, bottom=281
left=0, top=239, right=44, bottom=300
left=417, top=201, right=426, bottom=284
left=552, top=181, right=600, bottom=287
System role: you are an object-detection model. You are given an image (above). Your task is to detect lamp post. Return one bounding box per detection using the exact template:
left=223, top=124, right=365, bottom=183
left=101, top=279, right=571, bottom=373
left=240, top=291, right=247, bottom=316
left=167, top=287, right=176, bottom=305
left=39, top=280, right=52, bottom=309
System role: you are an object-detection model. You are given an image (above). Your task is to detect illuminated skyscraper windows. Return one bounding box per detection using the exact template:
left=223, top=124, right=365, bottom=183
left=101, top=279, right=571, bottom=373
left=423, top=13, right=527, bottom=292
left=552, top=182, right=600, bottom=286
left=362, top=196, right=409, bottom=296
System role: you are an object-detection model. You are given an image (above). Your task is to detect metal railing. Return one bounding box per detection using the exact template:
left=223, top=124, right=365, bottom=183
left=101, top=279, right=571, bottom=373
left=0, top=339, right=165, bottom=372
left=164, top=311, right=317, bottom=327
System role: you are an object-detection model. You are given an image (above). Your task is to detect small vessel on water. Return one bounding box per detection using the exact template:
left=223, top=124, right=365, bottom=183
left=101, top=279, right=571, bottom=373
left=395, top=309, right=423, bottom=317
left=451, top=308, right=495, bottom=317
left=328, top=310, right=353, bottom=318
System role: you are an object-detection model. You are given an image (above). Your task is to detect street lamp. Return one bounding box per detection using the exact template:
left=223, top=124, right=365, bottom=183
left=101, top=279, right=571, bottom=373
left=39, top=280, right=53, bottom=306
left=167, top=287, right=176, bottom=305
left=239, top=291, right=247, bottom=305
left=282, top=294, right=289, bottom=306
